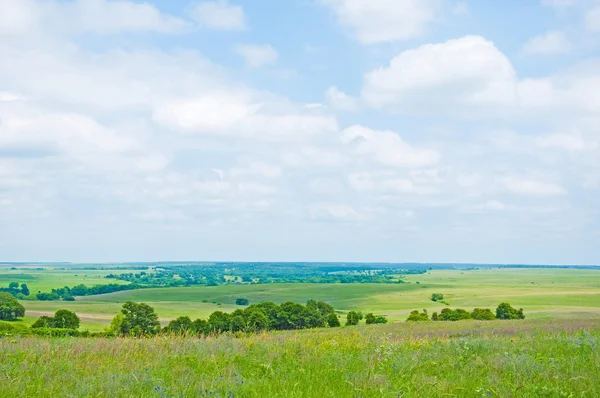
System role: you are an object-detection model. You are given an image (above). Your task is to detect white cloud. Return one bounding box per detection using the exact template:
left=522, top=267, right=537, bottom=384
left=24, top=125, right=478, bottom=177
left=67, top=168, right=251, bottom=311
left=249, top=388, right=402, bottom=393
left=190, top=0, right=246, bottom=31
left=535, top=132, right=588, bottom=152
left=308, top=203, right=363, bottom=221
left=320, top=0, right=442, bottom=44
left=522, top=31, right=571, bottom=55
left=362, top=36, right=517, bottom=113
left=501, top=177, right=566, bottom=196
left=341, top=125, right=440, bottom=168
left=234, top=44, right=278, bottom=68
left=0, top=0, right=189, bottom=35
left=586, top=5, right=600, bottom=32
left=324, top=86, right=358, bottom=110
left=153, top=92, right=338, bottom=141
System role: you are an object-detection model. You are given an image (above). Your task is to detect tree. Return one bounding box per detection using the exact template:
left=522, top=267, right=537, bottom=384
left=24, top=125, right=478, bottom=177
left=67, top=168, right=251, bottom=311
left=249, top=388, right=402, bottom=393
left=230, top=315, right=246, bottom=332
left=406, top=309, right=429, bottom=322
left=365, top=313, right=376, bottom=325
left=327, top=313, right=340, bottom=327
left=496, top=303, right=525, bottom=320
left=208, top=311, right=231, bottom=333
left=246, top=309, right=269, bottom=332
left=0, top=292, right=25, bottom=321
left=31, top=316, right=54, bottom=328
left=471, top=308, right=496, bottom=321
left=235, top=298, right=249, bottom=306
left=374, top=316, right=388, bottom=324
left=163, top=316, right=194, bottom=335
left=431, top=312, right=439, bottom=321
left=20, top=284, right=30, bottom=296
left=120, top=301, right=160, bottom=336
left=106, top=313, right=124, bottom=335
left=431, top=293, right=444, bottom=302
left=8, top=282, right=19, bottom=290
left=53, top=309, right=80, bottom=329
left=346, top=311, right=360, bottom=326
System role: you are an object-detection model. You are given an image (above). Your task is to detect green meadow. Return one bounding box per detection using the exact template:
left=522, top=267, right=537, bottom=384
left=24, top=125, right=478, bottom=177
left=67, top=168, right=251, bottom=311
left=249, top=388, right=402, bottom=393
left=1, top=318, right=599, bottom=397
left=6, top=267, right=600, bottom=331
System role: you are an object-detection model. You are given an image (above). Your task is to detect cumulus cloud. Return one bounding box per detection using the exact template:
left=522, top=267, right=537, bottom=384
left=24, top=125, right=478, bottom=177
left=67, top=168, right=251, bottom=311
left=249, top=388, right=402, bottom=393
left=522, top=31, right=571, bottom=55
left=190, top=0, right=246, bottom=31
left=320, top=0, right=442, bottom=44
left=362, top=36, right=517, bottom=113
left=341, top=125, right=440, bottom=168
left=324, top=86, right=358, bottom=110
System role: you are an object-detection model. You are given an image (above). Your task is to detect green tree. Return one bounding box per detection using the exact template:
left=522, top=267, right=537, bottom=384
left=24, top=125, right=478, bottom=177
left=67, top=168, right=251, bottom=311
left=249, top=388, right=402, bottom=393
left=120, top=301, right=160, bottom=336
left=31, top=316, right=54, bottom=328
left=406, top=309, right=430, bottom=322
left=346, top=311, right=360, bottom=326
left=496, top=303, right=525, bottom=320
left=246, top=309, right=269, bottom=332
left=471, top=308, right=496, bottom=321
left=365, top=313, right=376, bottom=325
left=327, top=313, right=340, bottom=327
left=8, top=282, right=19, bottom=290
left=430, top=293, right=444, bottom=302
left=230, top=315, right=246, bottom=332
left=163, top=316, right=194, bottom=334
left=374, top=316, right=388, bottom=324
left=235, top=298, right=249, bottom=306
left=431, top=312, right=439, bottom=321
left=52, top=309, right=80, bottom=329
left=20, top=284, right=30, bottom=296
left=192, top=318, right=208, bottom=335
left=106, top=313, right=124, bottom=335
left=208, top=311, right=231, bottom=333
left=0, top=292, right=25, bottom=321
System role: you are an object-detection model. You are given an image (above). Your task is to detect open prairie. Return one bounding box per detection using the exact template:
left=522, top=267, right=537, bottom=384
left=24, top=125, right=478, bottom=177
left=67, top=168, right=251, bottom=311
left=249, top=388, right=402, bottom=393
left=7, top=267, right=600, bottom=331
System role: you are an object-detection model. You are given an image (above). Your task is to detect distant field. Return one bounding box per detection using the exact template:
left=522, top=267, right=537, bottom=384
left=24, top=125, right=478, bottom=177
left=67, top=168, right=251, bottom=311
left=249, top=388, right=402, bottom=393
left=2, top=318, right=599, bottom=397
left=5, top=268, right=599, bottom=331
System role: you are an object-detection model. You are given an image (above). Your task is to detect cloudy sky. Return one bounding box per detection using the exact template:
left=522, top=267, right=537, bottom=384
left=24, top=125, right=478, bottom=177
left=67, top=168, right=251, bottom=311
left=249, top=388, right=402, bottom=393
left=1, top=0, right=599, bottom=264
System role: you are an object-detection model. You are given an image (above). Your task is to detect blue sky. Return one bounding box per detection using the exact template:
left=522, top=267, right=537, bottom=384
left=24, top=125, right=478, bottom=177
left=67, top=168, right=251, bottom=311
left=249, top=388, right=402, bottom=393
left=1, top=0, right=599, bottom=264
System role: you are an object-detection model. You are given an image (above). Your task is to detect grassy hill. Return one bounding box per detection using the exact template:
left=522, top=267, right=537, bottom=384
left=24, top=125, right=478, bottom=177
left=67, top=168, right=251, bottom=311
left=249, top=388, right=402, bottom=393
left=1, top=318, right=599, bottom=397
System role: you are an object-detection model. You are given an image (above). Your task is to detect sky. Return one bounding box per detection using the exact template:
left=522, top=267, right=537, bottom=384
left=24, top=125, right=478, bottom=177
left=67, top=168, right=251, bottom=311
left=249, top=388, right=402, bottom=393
left=1, top=0, right=599, bottom=264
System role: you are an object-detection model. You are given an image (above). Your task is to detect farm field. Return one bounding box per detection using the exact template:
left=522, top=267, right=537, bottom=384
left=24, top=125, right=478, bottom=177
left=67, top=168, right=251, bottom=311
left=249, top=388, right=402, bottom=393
left=5, top=267, right=600, bottom=331
left=1, top=318, right=599, bottom=397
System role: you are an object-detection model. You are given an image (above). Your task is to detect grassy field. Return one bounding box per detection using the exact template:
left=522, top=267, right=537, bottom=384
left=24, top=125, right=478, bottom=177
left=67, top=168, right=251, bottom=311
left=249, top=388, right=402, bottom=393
left=1, top=318, right=599, bottom=397
left=3, top=267, right=599, bottom=330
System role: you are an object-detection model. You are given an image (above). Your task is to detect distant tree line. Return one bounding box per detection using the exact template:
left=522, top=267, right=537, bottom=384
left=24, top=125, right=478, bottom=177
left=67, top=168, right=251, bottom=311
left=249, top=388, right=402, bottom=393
left=0, top=282, right=30, bottom=298
left=406, top=303, right=525, bottom=322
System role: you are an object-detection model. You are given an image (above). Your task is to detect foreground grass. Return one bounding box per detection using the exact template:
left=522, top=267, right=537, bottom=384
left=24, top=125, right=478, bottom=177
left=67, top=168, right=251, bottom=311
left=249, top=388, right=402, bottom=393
left=1, top=318, right=599, bottom=397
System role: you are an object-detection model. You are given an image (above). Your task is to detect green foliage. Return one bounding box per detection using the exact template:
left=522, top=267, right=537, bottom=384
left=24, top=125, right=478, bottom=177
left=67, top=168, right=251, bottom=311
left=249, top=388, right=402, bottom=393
left=346, top=311, right=360, bottom=326
left=406, top=309, right=430, bottom=322
left=327, top=313, right=340, bottom=327
left=431, top=293, right=444, bottom=302
left=235, top=298, right=249, bottom=306
left=496, top=303, right=525, bottom=320
left=0, top=282, right=30, bottom=298
left=163, top=316, right=194, bottom=335
left=365, top=313, right=376, bottom=324
left=471, top=308, right=496, bottom=321
left=374, top=316, right=388, bottom=324
left=0, top=292, right=25, bottom=321
left=32, top=310, right=80, bottom=330
left=438, top=308, right=472, bottom=321
left=431, top=312, right=439, bottom=321
left=120, top=301, right=161, bottom=336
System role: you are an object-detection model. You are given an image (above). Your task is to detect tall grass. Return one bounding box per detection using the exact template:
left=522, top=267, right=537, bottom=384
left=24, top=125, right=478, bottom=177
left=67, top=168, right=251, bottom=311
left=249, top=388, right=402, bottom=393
left=1, top=319, right=599, bottom=397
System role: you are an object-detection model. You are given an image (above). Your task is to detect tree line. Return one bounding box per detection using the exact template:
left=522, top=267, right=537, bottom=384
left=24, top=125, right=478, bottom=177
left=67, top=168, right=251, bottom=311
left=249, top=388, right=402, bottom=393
left=406, top=303, right=525, bottom=322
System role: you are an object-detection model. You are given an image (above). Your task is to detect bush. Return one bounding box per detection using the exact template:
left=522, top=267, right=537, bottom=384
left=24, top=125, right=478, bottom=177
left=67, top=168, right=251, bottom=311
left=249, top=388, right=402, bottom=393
left=365, top=313, right=376, bottom=325
left=327, top=313, right=340, bottom=327
left=406, top=309, right=429, bottom=322
left=346, top=311, right=360, bottom=326
left=235, top=298, right=249, bottom=306
left=438, top=308, right=472, bottom=321
left=496, top=303, right=525, bottom=320
left=30, top=328, right=84, bottom=337
left=471, top=308, right=496, bottom=320
left=431, top=293, right=444, bottom=302
left=374, top=316, right=388, bottom=324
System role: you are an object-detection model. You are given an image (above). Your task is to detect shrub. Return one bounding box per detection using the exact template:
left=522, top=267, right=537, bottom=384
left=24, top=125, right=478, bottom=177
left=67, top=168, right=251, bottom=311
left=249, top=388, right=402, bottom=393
left=365, top=313, right=376, bottom=325
left=438, top=308, right=471, bottom=321
left=431, top=312, right=439, bottom=321
left=496, top=303, right=525, bottom=320
left=235, top=298, right=249, bottom=306
left=327, top=313, right=340, bottom=327
left=406, top=309, right=429, bottom=322
left=471, top=308, right=496, bottom=320
left=346, top=311, right=360, bottom=326
left=374, top=316, right=388, bottom=324
left=431, top=293, right=444, bottom=302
